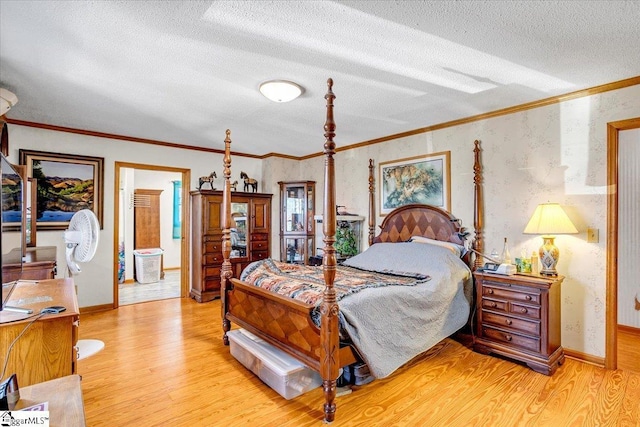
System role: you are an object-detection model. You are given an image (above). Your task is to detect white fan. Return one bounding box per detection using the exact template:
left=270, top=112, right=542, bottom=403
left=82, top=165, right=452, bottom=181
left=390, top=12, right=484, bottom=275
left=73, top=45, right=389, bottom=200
left=63, top=209, right=104, bottom=360
left=64, top=209, right=100, bottom=275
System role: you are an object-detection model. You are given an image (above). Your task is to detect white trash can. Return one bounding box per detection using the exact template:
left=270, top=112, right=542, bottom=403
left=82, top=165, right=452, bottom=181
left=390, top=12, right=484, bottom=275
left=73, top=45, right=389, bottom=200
left=133, top=248, right=163, bottom=284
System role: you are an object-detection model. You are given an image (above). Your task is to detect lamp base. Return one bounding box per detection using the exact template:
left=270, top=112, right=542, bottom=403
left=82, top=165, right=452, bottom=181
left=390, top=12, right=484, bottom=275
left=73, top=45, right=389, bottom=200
left=539, top=236, right=559, bottom=276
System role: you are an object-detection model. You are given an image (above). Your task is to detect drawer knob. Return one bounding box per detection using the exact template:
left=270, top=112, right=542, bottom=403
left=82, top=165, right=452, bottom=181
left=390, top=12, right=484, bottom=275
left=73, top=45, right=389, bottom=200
left=487, top=289, right=494, bottom=294
left=525, top=295, right=532, bottom=301
left=505, top=334, right=512, bottom=341
left=505, top=319, right=512, bottom=325
left=520, top=308, right=528, bottom=314
left=490, top=302, right=497, bottom=308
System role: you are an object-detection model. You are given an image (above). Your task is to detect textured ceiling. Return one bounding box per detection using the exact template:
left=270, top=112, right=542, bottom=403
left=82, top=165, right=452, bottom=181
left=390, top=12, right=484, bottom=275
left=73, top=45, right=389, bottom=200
left=1, top=1, right=639, bottom=157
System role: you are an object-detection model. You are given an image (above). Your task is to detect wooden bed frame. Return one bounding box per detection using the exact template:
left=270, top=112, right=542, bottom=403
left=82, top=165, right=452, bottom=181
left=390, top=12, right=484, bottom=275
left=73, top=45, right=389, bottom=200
left=219, top=79, right=484, bottom=423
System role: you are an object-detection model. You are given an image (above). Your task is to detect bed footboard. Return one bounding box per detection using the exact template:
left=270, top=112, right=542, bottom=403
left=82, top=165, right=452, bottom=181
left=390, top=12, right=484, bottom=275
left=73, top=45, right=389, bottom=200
left=226, top=278, right=356, bottom=372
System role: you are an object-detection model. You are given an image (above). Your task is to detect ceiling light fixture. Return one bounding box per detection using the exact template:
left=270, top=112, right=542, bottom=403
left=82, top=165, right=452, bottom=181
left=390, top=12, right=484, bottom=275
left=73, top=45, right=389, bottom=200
left=0, top=88, right=18, bottom=116
left=259, top=80, right=304, bottom=103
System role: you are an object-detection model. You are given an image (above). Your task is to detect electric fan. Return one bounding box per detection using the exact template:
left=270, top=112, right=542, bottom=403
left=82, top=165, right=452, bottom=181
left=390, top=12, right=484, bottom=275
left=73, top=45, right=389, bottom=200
left=64, top=209, right=100, bottom=275
left=63, top=209, right=104, bottom=360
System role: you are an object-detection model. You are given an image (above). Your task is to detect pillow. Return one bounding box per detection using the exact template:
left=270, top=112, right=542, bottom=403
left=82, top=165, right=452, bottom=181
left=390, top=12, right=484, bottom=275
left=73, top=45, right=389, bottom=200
left=409, top=236, right=463, bottom=257
left=341, top=242, right=433, bottom=278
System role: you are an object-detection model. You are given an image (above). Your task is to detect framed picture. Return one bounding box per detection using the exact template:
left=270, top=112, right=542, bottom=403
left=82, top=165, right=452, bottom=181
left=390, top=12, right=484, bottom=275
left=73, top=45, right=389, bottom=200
left=19, top=149, right=104, bottom=230
left=379, top=151, right=451, bottom=215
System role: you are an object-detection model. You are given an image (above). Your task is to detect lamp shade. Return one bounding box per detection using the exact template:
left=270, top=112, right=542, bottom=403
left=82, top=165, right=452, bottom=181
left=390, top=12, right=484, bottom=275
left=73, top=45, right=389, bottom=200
left=259, top=80, right=303, bottom=103
left=523, top=203, right=578, bottom=235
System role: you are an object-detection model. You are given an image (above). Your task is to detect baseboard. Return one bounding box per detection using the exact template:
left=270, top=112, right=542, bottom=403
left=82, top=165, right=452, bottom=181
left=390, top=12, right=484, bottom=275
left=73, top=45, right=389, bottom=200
left=618, top=324, right=640, bottom=337
left=564, top=348, right=605, bottom=368
left=80, top=303, right=113, bottom=314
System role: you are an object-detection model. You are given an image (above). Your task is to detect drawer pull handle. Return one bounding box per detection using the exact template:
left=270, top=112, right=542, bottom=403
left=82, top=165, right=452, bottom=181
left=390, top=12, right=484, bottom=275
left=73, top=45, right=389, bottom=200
left=525, top=295, right=532, bottom=301
left=505, top=334, right=512, bottom=341
left=520, top=308, right=528, bottom=313
left=505, top=319, right=512, bottom=325
left=490, top=302, right=497, bottom=308
left=487, top=289, right=493, bottom=294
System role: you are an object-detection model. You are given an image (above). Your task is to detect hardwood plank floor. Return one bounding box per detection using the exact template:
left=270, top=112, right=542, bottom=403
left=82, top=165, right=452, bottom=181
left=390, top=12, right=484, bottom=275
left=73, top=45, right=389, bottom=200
left=78, top=298, right=640, bottom=426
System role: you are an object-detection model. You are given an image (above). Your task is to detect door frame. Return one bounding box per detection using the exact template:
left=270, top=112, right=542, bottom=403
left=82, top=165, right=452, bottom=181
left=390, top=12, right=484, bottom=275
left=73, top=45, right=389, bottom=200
left=605, top=117, right=640, bottom=369
left=113, top=162, right=191, bottom=308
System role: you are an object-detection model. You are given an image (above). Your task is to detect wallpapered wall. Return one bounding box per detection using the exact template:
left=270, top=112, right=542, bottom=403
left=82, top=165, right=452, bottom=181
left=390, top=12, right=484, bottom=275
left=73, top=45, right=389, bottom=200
left=271, top=84, right=640, bottom=359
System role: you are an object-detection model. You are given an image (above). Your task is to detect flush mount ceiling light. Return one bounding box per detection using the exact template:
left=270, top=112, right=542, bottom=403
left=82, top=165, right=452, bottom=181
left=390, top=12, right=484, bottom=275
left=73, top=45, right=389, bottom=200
left=259, top=80, right=304, bottom=103
left=0, top=88, right=18, bottom=116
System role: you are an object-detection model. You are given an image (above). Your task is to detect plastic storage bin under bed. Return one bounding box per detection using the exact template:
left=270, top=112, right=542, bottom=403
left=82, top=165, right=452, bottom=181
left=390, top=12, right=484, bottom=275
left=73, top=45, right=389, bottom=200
left=227, top=329, right=322, bottom=400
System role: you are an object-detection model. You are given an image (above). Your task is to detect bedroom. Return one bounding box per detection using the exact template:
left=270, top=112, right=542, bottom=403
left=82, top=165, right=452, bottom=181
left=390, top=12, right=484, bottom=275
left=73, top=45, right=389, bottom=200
left=1, top=1, right=639, bottom=424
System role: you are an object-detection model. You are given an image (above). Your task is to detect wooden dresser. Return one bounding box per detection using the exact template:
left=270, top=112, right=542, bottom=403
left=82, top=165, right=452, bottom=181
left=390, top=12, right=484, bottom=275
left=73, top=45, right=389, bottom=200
left=0, top=279, right=79, bottom=387
left=190, top=190, right=271, bottom=302
left=473, top=271, right=564, bottom=375
left=2, top=246, right=57, bottom=283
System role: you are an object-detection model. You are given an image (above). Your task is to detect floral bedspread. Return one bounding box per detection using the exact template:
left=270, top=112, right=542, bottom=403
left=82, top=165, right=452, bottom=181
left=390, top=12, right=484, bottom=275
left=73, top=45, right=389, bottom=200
left=240, top=258, right=430, bottom=306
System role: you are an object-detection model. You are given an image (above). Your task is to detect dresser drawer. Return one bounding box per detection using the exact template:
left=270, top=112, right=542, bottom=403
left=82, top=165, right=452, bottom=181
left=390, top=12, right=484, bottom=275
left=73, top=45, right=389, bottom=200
left=204, top=265, right=222, bottom=279
left=482, top=311, right=540, bottom=336
left=510, top=302, right=540, bottom=320
left=483, top=284, right=541, bottom=305
left=482, top=326, right=540, bottom=353
left=204, top=253, right=223, bottom=265
left=481, top=298, right=507, bottom=313
left=204, top=241, right=222, bottom=254
left=251, top=240, right=269, bottom=251
left=251, top=233, right=268, bottom=241
left=251, top=250, right=269, bottom=262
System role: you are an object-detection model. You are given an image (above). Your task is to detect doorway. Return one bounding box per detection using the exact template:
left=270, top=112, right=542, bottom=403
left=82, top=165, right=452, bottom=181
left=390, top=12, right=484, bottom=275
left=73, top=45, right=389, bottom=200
left=113, top=162, right=190, bottom=308
left=605, top=117, right=640, bottom=370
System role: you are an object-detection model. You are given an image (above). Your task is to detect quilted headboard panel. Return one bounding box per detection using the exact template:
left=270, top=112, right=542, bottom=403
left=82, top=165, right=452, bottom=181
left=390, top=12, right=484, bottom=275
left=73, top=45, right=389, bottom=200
left=372, top=204, right=466, bottom=246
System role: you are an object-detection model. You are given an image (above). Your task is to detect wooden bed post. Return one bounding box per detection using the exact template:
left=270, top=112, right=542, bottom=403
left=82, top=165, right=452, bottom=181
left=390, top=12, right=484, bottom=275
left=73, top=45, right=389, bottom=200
left=221, top=129, right=232, bottom=345
left=368, top=159, right=375, bottom=246
left=473, top=140, right=484, bottom=271
left=320, top=78, right=339, bottom=423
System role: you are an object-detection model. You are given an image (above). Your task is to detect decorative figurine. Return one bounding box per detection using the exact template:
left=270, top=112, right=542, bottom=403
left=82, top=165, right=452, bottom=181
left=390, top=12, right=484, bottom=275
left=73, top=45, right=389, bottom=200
left=198, top=171, right=216, bottom=190
left=240, top=171, right=258, bottom=192
left=230, top=180, right=238, bottom=191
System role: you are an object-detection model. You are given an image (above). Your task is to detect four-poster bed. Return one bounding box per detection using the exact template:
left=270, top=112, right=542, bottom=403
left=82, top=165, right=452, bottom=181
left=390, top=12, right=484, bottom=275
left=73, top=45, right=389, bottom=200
left=219, top=79, right=484, bottom=423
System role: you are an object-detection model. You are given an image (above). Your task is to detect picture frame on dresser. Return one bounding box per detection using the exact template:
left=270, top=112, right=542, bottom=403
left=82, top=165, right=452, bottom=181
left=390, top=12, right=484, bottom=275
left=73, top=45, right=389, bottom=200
left=19, top=149, right=104, bottom=230
left=379, top=151, right=451, bottom=214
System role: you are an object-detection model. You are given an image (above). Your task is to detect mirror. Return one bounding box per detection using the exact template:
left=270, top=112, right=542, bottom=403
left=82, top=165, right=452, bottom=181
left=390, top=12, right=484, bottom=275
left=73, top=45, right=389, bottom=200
left=230, top=202, right=247, bottom=258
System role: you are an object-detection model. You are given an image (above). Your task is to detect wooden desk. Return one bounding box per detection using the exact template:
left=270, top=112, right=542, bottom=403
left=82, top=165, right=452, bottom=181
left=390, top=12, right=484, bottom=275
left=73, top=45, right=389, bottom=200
left=14, top=375, right=86, bottom=427
left=0, top=279, right=79, bottom=386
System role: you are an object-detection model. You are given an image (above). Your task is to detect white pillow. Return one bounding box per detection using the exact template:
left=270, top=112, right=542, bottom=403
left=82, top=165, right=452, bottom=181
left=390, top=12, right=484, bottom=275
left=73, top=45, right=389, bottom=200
left=409, top=236, right=463, bottom=257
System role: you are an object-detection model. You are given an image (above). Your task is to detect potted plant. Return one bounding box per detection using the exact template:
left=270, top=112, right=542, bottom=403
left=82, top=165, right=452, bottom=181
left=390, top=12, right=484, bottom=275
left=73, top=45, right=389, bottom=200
left=335, top=222, right=358, bottom=258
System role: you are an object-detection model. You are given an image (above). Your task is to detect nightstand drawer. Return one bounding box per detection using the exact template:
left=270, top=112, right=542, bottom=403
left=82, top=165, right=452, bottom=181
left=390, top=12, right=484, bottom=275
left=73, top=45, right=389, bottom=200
left=483, top=311, right=540, bottom=336
left=510, top=302, right=540, bottom=319
left=483, top=284, right=541, bottom=305
left=482, top=326, right=540, bottom=353
left=481, top=298, right=507, bottom=312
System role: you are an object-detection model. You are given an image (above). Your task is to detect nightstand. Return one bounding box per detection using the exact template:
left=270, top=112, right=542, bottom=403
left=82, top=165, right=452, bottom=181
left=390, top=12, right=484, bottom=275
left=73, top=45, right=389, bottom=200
left=473, top=271, right=564, bottom=375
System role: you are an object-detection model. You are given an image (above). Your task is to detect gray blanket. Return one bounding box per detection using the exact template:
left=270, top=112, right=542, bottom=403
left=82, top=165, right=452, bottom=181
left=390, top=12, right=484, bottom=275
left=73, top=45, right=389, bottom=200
left=338, top=242, right=472, bottom=378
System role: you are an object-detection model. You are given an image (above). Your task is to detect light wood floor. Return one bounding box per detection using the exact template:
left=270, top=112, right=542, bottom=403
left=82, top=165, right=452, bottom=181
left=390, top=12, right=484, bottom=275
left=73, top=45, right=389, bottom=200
left=118, top=269, right=180, bottom=305
left=78, top=298, right=640, bottom=426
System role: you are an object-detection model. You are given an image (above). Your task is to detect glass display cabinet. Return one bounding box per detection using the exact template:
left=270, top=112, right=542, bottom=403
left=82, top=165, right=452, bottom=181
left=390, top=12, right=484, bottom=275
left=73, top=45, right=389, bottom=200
left=279, top=181, right=315, bottom=264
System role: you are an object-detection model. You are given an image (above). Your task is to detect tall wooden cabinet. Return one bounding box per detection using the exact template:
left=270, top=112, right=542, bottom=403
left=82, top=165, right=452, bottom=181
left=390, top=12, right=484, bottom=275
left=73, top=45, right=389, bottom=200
left=190, top=190, right=272, bottom=302
left=279, top=181, right=315, bottom=264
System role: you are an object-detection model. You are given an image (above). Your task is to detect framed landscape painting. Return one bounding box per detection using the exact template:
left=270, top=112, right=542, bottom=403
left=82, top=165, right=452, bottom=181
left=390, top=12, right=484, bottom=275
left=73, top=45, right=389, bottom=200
left=379, top=151, right=451, bottom=215
left=19, top=149, right=104, bottom=230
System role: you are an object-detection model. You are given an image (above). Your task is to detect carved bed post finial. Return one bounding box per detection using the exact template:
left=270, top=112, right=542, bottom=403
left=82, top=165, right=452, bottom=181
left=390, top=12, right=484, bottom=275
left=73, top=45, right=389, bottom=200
left=221, top=129, right=233, bottom=345
left=473, top=140, right=484, bottom=271
left=368, top=159, right=375, bottom=246
left=320, top=78, right=339, bottom=423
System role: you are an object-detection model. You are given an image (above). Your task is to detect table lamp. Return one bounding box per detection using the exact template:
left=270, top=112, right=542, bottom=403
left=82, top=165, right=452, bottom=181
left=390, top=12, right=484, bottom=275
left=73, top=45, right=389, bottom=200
left=523, top=203, right=578, bottom=276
